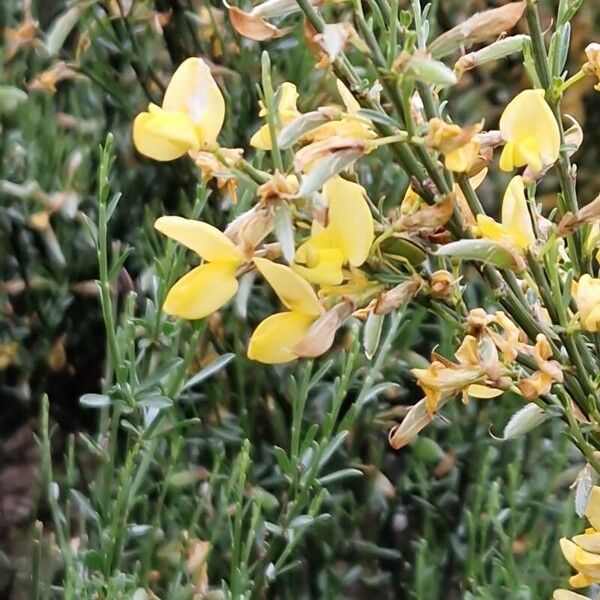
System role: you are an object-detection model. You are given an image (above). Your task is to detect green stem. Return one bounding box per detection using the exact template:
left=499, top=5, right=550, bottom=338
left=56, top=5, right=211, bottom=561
left=261, top=52, right=285, bottom=173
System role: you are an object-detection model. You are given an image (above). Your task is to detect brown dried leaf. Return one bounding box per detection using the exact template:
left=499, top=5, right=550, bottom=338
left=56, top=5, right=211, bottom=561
left=227, top=5, right=293, bottom=41
left=429, top=2, right=526, bottom=58
left=293, top=301, right=354, bottom=358
left=397, top=194, right=455, bottom=230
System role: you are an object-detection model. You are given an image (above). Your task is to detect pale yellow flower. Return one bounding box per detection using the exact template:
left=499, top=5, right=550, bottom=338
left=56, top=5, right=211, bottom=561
left=292, top=176, right=374, bottom=285
left=133, top=58, right=225, bottom=161
left=476, top=175, right=535, bottom=252
left=499, top=89, right=560, bottom=173
left=425, top=118, right=482, bottom=173
left=572, top=274, right=600, bottom=332
left=250, top=82, right=300, bottom=150
left=248, top=258, right=324, bottom=364
left=155, top=216, right=243, bottom=319
left=559, top=487, right=600, bottom=588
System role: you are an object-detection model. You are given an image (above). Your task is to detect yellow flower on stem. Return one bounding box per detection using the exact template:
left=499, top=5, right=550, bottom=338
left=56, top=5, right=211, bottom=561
left=476, top=175, right=536, bottom=252
left=305, top=80, right=376, bottom=143
left=425, top=118, right=482, bottom=173
left=499, top=89, right=560, bottom=173
left=292, top=176, right=374, bottom=285
left=572, top=274, right=600, bottom=332
left=250, top=82, right=300, bottom=150
left=133, top=58, right=225, bottom=161
left=155, top=216, right=243, bottom=319
left=558, top=486, right=600, bottom=589
left=248, top=257, right=324, bottom=364
left=412, top=336, right=502, bottom=416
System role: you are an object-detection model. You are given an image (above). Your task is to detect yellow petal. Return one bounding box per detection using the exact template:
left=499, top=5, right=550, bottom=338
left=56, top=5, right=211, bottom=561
left=444, top=142, right=479, bottom=173
left=560, top=538, right=580, bottom=570
left=323, top=176, right=374, bottom=266
left=476, top=214, right=510, bottom=244
left=247, top=311, right=315, bottom=364
left=574, top=545, right=600, bottom=568
left=583, top=305, right=600, bottom=332
left=499, top=89, right=559, bottom=173
left=553, top=589, right=591, bottom=599
left=569, top=572, right=595, bottom=588
left=155, top=216, right=243, bottom=263
left=278, top=82, right=299, bottom=124
left=467, top=384, right=503, bottom=398
left=469, top=167, right=488, bottom=190
left=293, top=236, right=345, bottom=285
left=573, top=531, right=600, bottom=553
left=250, top=123, right=272, bottom=150
left=162, top=57, right=225, bottom=145
left=163, top=262, right=238, bottom=319
left=501, top=175, right=535, bottom=250
left=253, top=257, right=322, bottom=316
left=336, top=79, right=361, bottom=114
left=499, top=141, right=516, bottom=172
left=133, top=105, right=199, bottom=161
left=586, top=486, right=600, bottom=530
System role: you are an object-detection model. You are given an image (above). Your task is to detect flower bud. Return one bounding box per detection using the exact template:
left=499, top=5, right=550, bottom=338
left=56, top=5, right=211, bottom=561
left=455, top=35, right=529, bottom=74
left=429, top=270, right=456, bottom=299
left=404, top=55, right=457, bottom=87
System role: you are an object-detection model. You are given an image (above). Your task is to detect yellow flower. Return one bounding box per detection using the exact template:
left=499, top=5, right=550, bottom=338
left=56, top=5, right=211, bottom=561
left=155, top=216, right=243, bottom=319
left=425, top=118, right=482, bottom=173
left=499, top=89, right=560, bottom=173
left=306, top=80, right=376, bottom=143
left=248, top=258, right=324, bottom=364
left=292, top=176, right=374, bottom=285
left=133, top=58, right=225, bottom=161
left=412, top=336, right=502, bottom=416
left=559, top=486, right=600, bottom=589
left=572, top=274, right=600, bottom=332
left=476, top=175, right=535, bottom=251
left=250, top=82, right=300, bottom=150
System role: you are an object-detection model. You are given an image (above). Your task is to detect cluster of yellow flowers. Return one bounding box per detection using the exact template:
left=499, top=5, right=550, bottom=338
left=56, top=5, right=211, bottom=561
left=389, top=308, right=563, bottom=448
left=555, top=486, right=600, bottom=598
left=129, top=13, right=600, bottom=592
left=131, top=56, right=600, bottom=374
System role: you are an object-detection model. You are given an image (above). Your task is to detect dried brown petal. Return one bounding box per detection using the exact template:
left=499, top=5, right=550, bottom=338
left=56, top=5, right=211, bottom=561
left=429, top=2, right=526, bottom=58
left=227, top=5, right=293, bottom=41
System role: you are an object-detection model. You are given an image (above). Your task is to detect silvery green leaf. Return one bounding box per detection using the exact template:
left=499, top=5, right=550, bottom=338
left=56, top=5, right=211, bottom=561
left=183, top=353, right=235, bottom=390
left=0, top=85, right=27, bottom=114
left=235, top=270, right=256, bottom=319
left=273, top=203, right=295, bottom=263
left=502, top=403, right=547, bottom=439
left=363, top=312, right=384, bottom=359
left=298, top=148, right=362, bottom=196
left=435, top=239, right=515, bottom=269
left=45, top=5, right=83, bottom=57
left=278, top=111, right=331, bottom=149
left=575, top=464, right=596, bottom=517
left=405, top=57, right=457, bottom=87
left=356, top=108, right=399, bottom=128
left=456, top=36, right=529, bottom=72
left=80, top=393, right=111, bottom=408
